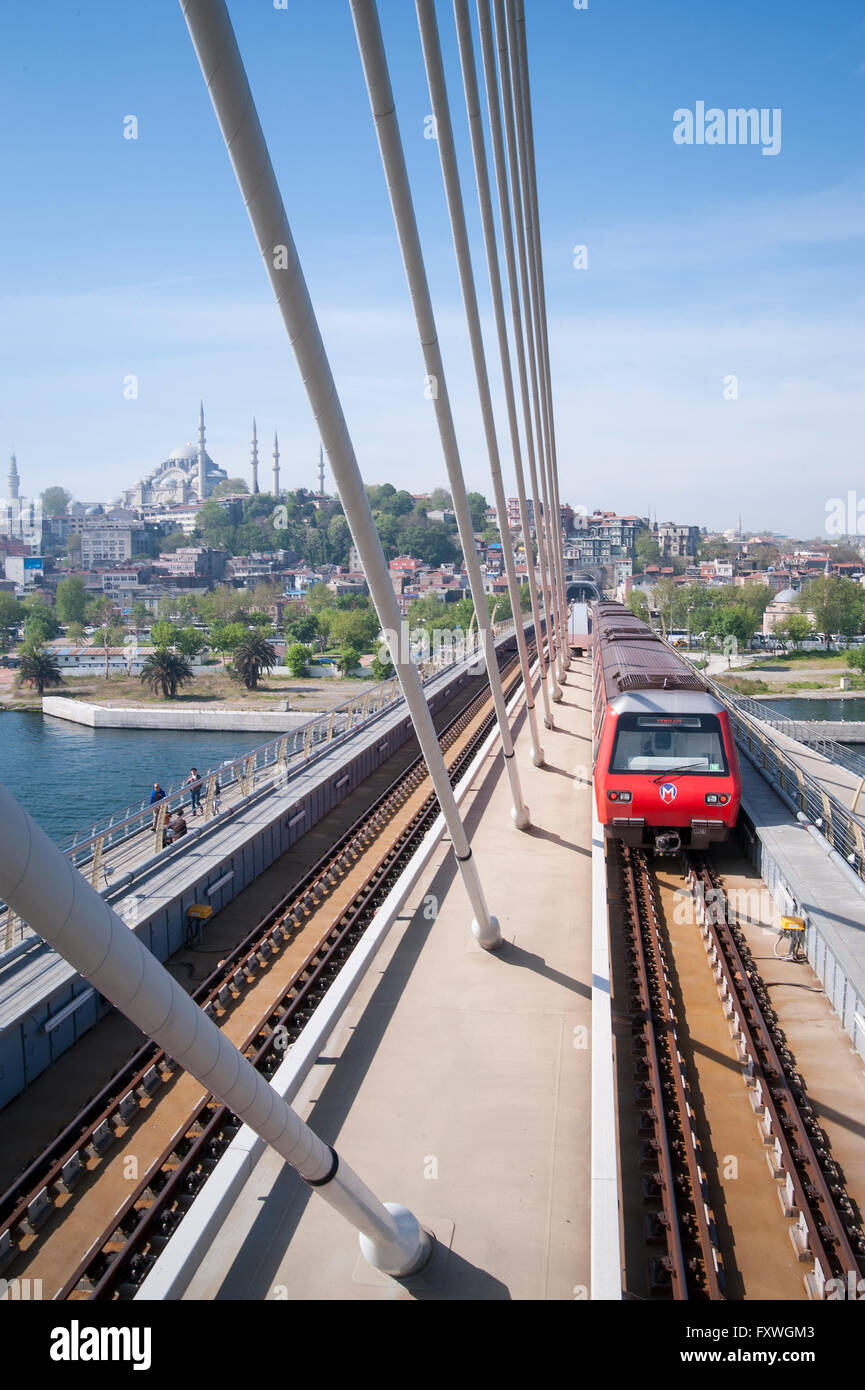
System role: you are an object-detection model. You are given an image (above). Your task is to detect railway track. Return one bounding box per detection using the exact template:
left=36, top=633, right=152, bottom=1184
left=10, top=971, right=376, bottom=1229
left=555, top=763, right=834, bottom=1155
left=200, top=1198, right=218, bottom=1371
left=0, top=644, right=530, bottom=1300
left=618, top=843, right=724, bottom=1300
left=617, top=841, right=865, bottom=1301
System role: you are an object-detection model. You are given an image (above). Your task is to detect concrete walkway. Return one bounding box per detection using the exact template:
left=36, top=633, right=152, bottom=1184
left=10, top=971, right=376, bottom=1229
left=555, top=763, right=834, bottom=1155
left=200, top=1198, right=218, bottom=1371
left=750, top=720, right=865, bottom=822
left=183, top=659, right=594, bottom=1301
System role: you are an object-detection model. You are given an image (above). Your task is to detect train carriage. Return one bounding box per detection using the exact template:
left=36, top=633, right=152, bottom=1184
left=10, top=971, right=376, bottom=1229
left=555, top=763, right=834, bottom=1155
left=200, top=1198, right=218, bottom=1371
left=592, top=602, right=741, bottom=854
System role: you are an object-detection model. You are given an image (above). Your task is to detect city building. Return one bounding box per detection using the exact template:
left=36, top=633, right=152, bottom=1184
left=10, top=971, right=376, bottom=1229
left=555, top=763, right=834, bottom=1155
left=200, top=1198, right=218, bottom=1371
left=155, top=547, right=228, bottom=582
left=762, top=588, right=802, bottom=636
left=4, top=554, right=44, bottom=589
left=80, top=529, right=135, bottom=567
left=121, top=405, right=228, bottom=508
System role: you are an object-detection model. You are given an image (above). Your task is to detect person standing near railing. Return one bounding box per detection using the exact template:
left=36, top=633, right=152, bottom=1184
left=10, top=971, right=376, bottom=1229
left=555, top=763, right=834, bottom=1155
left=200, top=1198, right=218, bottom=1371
left=150, top=782, right=166, bottom=828
left=185, top=768, right=203, bottom=816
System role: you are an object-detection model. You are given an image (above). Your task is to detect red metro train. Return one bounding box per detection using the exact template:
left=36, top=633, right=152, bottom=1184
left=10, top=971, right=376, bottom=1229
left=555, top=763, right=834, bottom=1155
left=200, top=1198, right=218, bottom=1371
left=592, top=602, right=741, bottom=854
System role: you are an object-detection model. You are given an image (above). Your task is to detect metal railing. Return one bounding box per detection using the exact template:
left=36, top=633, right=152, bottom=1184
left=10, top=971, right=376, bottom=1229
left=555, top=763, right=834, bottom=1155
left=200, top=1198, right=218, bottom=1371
left=702, top=675, right=865, bottom=880
left=724, top=692, right=865, bottom=780
left=0, top=622, right=517, bottom=957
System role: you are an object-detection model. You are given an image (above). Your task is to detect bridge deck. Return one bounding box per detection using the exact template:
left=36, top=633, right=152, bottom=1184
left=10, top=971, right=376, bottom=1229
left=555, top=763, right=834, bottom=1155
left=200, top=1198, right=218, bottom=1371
left=179, top=661, right=594, bottom=1301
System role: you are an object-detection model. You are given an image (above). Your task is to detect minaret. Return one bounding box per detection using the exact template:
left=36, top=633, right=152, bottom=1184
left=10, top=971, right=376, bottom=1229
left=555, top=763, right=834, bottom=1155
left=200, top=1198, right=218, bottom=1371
left=317, top=443, right=325, bottom=497
left=272, top=430, right=280, bottom=498
left=8, top=452, right=20, bottom=502
left=250, top=418, right=259, bottom=494
left=197, top=401, right=207, bottom=500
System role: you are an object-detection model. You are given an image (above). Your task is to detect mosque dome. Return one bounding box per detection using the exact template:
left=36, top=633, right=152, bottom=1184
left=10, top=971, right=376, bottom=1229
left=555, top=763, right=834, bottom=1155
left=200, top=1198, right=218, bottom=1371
left=168, top=442, right=208, bottom=464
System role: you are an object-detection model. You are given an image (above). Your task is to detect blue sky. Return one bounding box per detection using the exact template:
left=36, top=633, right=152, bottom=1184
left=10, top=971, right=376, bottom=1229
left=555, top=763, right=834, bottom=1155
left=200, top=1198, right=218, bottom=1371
left=0, top=0, right=862, bottom=537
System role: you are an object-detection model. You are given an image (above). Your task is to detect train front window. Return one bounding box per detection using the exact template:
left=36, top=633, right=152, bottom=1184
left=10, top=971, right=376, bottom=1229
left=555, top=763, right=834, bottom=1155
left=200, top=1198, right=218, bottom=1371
left=610, top=714, right=728, bottom=775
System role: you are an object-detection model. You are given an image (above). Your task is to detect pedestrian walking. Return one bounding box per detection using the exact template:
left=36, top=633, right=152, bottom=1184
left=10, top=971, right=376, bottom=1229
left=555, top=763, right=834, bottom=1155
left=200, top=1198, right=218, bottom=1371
left=185, top=768, right=203, bottom=815
left=150, top=782, right=166, bottom=828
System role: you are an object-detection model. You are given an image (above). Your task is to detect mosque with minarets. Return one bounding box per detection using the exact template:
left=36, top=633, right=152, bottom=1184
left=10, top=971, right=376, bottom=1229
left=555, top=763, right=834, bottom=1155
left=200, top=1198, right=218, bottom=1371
left=120, top=404, right=292, bottom=509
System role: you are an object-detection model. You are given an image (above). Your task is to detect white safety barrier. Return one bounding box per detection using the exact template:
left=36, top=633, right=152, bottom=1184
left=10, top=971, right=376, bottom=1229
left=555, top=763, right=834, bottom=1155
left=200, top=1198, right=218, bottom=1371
left=591, top=782, right=624, bottom=1298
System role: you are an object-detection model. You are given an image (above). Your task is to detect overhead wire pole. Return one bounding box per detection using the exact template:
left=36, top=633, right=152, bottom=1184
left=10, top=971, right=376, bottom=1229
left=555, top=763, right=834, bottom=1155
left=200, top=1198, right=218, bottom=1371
left=510, top=0, right=570, bottom=674
left=178, top=0, right=502, bottom=957
left=489, top=0, right=563, bottom=704
left=471, top=0, right=554, bottom=732
left=414, top=0, right=543, bottom=771
left=501, top=0, right=567, bottom=686
left=349, top=0, right=531, bottom=831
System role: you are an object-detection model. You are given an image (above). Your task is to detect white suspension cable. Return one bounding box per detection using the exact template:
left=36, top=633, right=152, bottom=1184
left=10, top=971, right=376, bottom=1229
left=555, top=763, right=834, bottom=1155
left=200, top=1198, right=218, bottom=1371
left=179, top=0, right=501, bottom=956
left=489, top=0, right=563, bottom=703
left=511, top=0, right=571, bottom=672
left=349, top=0, right=531, bottom=835
left=414, top=0, right=543, bottom=770
left=472, top=0, right=554, bottom=731
left=502, top=0, right=568, bottom=682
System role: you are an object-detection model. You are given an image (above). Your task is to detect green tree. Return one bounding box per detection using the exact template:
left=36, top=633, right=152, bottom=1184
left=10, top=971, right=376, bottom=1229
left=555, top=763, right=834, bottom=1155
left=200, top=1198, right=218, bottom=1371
left=92, top=621, right=127, bottom=678
left=66, top=621, right=85, bottom=642
left=157, top=529, right=189, bottom=553
left=397, top=523, right=457, bottom=567
left=846, top=647, right=865, bottom=672
left=208, top=621, right=246, bottom=665
left=176, top=627, right=205, bottom=659
left=55, top=576, right=88, bottom=624
left=710, top=604, right=759, bottom=650
left=327, top=514, right=352, bottom=563
left=23, top=608, right=59, bottom=644
left=837, top=581, right=865, bottom=646
left=211, top=479, right=249, bottom=497
left=18, top=644, right=64, bottom=694
left=429, top=487, right=452, bottom=511
left=634, top=532, right=661, bottom=568
left=131, top=601, right=149, bottom=633
left=736, top=583, right=773, bottom=620
left=285, top=613, right=319, bottom=645
left=232, top=633, right=278, bottom=690
left=322, top=606, right=380, bottom=652
left=651, top=578, right=679, bottom=635
left=466, top=492, right=487, bottom=530
left=369, top=653, right=394, bottom=681
left=0, top=592, right=22, bottom=641
left=305, top=582, right=334, bottom=613
left=40, top=487, right=72, bottom=518
left=797, top=576, right=858, bottom=647
left=626, top=590, right=650, bottom=622
left=140, top=650, right=194, bottom=699
left=381, top=489, right=414, bottom=518
left=773, top=613, right=813, bottom=650
left=285, top=642, right=313, bottom=676
left=336, top=644, right=360, bottom=674
left=150, top=620, right=179, bottom=649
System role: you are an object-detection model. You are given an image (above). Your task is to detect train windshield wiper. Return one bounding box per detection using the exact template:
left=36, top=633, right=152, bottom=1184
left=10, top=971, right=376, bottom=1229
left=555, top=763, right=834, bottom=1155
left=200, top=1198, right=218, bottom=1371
left=652, top=764, right=698, bottom=783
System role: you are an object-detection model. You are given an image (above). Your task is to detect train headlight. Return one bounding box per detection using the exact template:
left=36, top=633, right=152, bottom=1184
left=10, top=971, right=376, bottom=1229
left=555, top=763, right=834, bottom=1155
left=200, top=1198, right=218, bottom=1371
left=705, top=793, right=730, bottom=805
left=608, top=790, right=632, bottom=802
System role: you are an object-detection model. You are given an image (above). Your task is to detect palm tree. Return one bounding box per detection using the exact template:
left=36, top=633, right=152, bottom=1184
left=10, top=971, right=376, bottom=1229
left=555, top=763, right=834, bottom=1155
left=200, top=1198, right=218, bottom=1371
left=232, top=633, right=277, bottom=690
left=140, top=650, right=194, bottom=700
left=18, top=645, right=64, bottom=695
